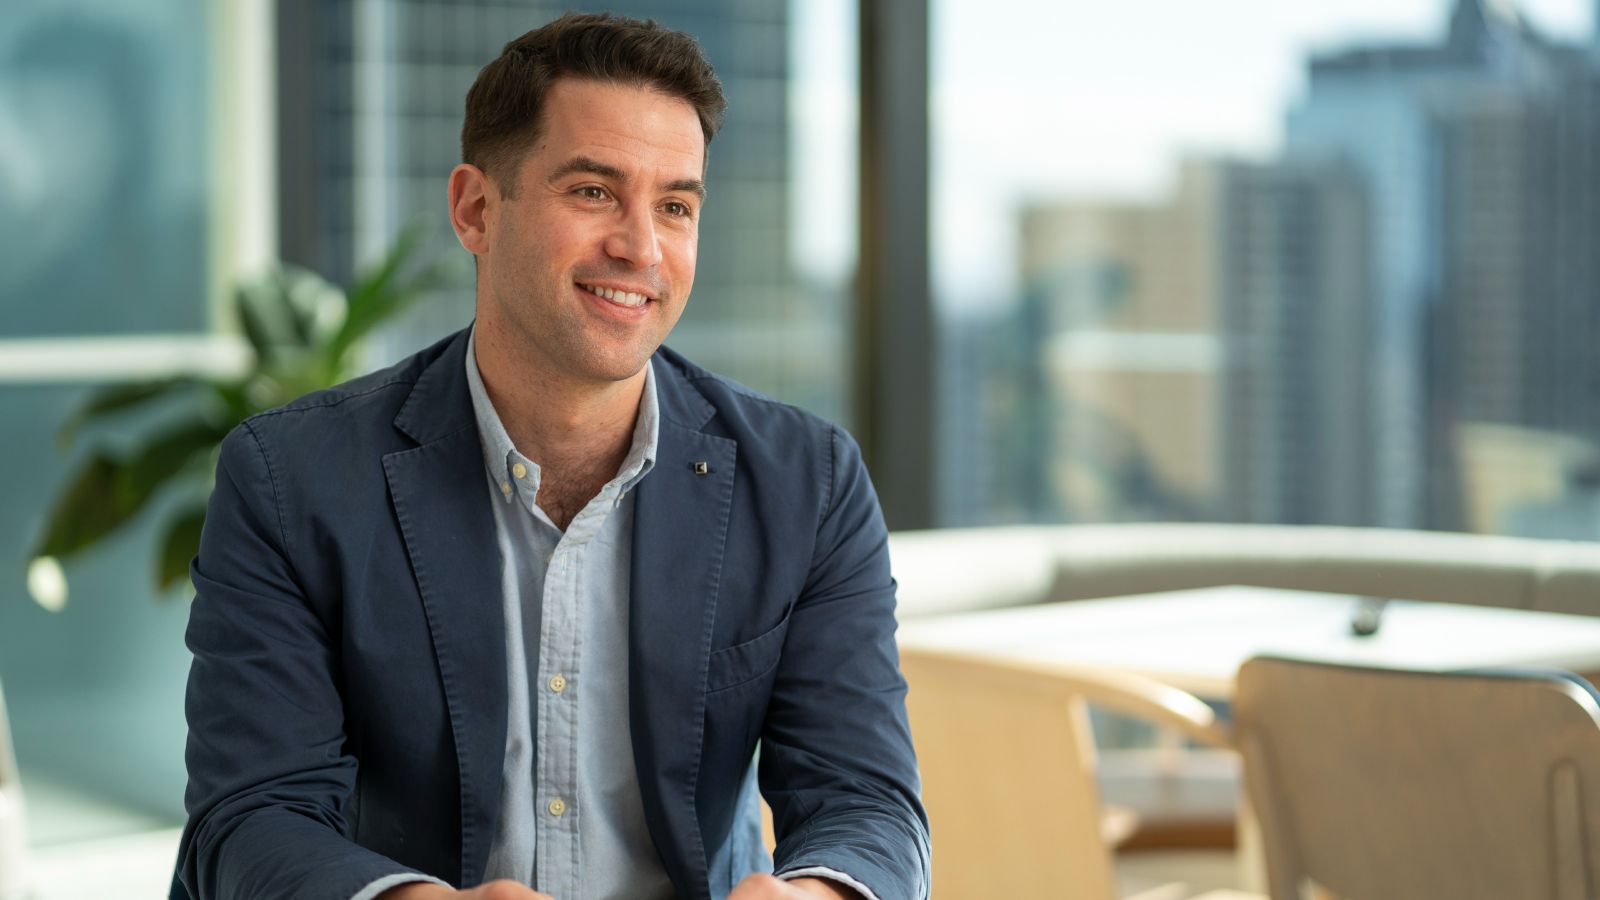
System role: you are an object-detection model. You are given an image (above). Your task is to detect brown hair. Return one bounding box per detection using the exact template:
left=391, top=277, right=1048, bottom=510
left=461, top=11, right=727, bottom=195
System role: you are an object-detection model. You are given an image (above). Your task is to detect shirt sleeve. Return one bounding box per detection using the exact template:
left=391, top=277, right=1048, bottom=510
left=348, top=873, right=453, bottom=900
left=778, top=865, right=883, bottom=900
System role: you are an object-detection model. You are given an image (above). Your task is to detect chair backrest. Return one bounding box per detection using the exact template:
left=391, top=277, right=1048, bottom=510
left=1234, top=656, right=1600, bottom=900
left=900, top=645, right=1228, bottom=899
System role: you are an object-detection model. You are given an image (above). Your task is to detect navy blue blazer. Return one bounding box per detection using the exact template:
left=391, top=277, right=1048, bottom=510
left=173, top=328, right=929, bottom=900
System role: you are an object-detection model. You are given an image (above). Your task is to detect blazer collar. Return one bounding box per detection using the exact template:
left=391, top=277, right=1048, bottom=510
left=393, top=327, right=479, bottom=445
left=384, top=326, right=507, bottom=885
left=650, top=346, right=718, bottom=433
left=628, top=348, right=738, bottom=900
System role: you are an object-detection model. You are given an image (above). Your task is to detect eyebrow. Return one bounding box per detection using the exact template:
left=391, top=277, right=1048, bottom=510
left=665, top=177, right=708, bottom=201
left=548, top=155, right=707, bottom=201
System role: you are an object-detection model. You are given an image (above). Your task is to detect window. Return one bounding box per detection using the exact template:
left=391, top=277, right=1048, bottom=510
left=932, top=0, right=1600, bottom=536
left=0, top=0, right=225, bottom=839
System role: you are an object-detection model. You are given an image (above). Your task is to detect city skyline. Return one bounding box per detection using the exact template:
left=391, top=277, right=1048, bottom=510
left=963, top=0, right=1600, bottom=538
left=928, top=0, right=1594, bottom=310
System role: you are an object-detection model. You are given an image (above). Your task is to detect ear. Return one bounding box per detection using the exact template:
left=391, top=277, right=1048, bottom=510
left=448, top=163, right=495, bottom=256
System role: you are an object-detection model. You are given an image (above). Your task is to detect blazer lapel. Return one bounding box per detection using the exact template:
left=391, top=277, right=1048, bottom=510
left=629, top=361, right=737, bottom=900
left=383, top=329, right=508, bottom=887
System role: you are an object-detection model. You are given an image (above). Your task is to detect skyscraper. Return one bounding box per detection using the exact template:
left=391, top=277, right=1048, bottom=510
left=1284, top=0, right=1600, bottom=533
left=1011, top=156, right=1372, bottom=529
left=1013, top=160, right=1224, bottom=523
left=1213, top=158, right=1372, bottom=526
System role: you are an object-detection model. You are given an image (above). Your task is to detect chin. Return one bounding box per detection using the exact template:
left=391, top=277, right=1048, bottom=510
left=577, top=348, right=655, bottom=384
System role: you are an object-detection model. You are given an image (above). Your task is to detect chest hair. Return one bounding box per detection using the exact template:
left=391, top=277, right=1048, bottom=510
left=535, top=450, right=629, bottom=532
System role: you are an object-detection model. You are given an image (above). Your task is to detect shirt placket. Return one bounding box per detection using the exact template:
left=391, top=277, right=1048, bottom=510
left=534, top=526, right=582, bottom=899
left=540, top=478, right=636, bottom=898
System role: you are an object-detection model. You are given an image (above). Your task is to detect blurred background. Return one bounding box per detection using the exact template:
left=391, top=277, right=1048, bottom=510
left=0, top=0, right=1596, bottom=865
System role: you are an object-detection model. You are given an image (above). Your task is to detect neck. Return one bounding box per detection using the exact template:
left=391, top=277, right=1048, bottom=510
left=472, top=327, right=644, bottom=471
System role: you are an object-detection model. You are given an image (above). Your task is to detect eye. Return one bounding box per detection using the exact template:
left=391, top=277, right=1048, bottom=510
left=661, top=200, right=692, bottom=218
left=575, top=185, right=609, bottom=201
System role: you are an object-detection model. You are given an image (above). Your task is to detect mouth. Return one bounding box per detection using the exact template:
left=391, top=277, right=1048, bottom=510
left=577, top=282, right=654, bottom=309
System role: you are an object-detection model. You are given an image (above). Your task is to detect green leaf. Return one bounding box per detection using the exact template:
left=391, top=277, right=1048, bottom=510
left=206, top=378, right=257, bottom=424
left=235, top=267, right=344, bottom=367
left=57, top=376, right=197, bottom=450
left=283, top=265, right=344, bottom=348
left=234, top=278, right=281, bottom=364
left=327, top=222, right=448, bottom=371
left=32, top=454, right=133, bottom=560
left=32, top=418, right=228, bottom=561
left=155, top=504, right=207, bottom=595
left=124, top=418, right=233, bottom=497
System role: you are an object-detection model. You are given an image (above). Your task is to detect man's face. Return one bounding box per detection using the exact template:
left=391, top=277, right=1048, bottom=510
left=474, top=78, right=705, bottom=385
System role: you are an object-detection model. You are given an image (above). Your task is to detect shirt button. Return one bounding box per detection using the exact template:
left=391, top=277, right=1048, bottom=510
left=549, top=674, right=567, bottom=694
left=548, top=797, right=566, bottom=817
left=499, top=480, right=511, bottom=495
left=512, top=462, right=528, bottom=479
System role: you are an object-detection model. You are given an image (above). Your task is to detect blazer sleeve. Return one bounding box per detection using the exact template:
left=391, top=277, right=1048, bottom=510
left=175, top=422, right=426, bottom=900
left=761, top=425, right=932, bottom=900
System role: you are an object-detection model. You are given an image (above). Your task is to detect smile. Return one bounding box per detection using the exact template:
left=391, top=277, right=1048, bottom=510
left=578, top=282, right=652, bottom=308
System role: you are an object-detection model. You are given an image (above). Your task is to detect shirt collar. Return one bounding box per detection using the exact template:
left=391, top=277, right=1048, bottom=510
left=464, top=325, right=659, bottom=507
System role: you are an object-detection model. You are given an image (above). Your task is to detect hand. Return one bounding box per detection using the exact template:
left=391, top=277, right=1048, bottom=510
left=377, top=880, right=555, bottom=900
left=729, top=874, right=860, bottom=899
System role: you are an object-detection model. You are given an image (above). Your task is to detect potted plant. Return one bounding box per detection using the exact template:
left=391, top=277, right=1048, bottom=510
left=27, top=225, right=458, bottom=604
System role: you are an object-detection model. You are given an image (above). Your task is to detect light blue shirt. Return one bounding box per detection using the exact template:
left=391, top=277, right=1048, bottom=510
left=467, top=330, right=671, bottom=899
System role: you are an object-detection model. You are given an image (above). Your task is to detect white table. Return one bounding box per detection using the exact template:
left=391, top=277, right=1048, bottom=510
left=897, top=585, right=1600, bottom=700
left=18, top=827, right=180, bottom=900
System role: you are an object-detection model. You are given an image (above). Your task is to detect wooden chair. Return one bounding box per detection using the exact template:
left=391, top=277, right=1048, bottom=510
left=1234, top=657, right=1600, bottom=900
left=899, top=645, right=1238, bottom=899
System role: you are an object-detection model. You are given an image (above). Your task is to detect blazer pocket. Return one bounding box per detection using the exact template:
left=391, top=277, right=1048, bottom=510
left=705, top=607, right=792, bottom=694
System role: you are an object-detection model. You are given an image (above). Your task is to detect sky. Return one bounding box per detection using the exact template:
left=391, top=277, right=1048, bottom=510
left=789, top=0, right=1595, bottom=309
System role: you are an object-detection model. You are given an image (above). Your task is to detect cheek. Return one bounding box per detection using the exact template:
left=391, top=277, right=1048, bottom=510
left=673, top=232, right=699, bottom=280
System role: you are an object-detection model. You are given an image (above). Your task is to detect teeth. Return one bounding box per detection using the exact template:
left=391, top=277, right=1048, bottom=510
left=581, top=283, right=648, bottom=307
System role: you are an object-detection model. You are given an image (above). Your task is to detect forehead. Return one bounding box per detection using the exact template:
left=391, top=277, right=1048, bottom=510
left=528, top=78, right=705, bottom=176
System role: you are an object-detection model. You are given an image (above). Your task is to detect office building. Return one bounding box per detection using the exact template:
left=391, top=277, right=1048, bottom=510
left=1285, top=0, right=1600, bottom=532
left=1012, top=161, right=1223, bottom=523
left=1213, top=158, right=1372, bottom=526
left=1009, top=156, right=1372, bottom=529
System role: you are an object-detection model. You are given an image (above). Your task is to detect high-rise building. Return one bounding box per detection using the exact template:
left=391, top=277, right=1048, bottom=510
left=1010, top=156, right=1372, bottom=529
left=1284, top=0, right=1600, bottom=532
left=1213, top=158, right=1372, bottom=527
left=1012, top=161, right=1223, bottom=523
left=991, top=0, right=1600, bottom=535
left=935, top=305, right=1035, bottom=525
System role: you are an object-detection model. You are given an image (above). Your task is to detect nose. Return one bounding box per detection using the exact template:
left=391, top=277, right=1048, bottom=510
left=604, top=203, right=663, bottom=268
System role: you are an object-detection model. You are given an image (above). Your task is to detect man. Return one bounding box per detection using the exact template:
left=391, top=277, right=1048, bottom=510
left=174, top=12, right=929, bottom=900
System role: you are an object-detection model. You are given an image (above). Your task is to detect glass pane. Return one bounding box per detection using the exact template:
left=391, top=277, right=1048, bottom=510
left=933, top=0, right=1600, bottom=536
left=0, top=0, right=215, bottom=844
left=0, top=0, right=212, bottom=337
